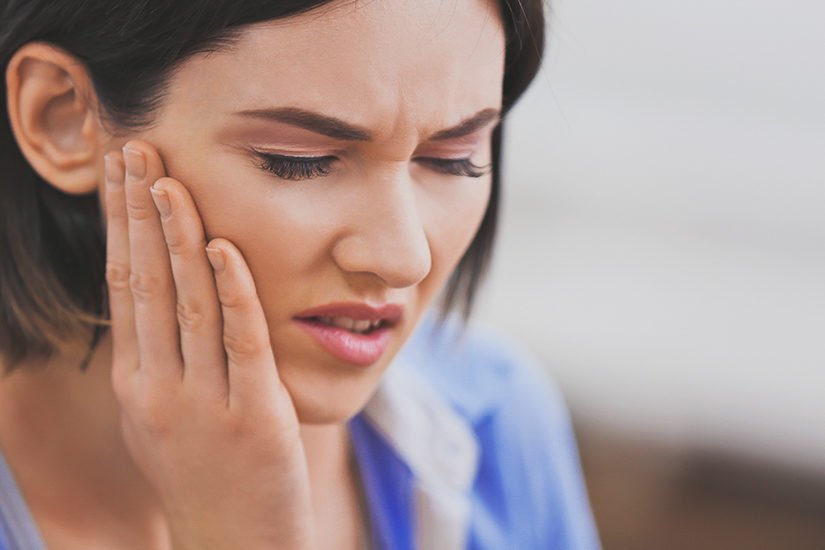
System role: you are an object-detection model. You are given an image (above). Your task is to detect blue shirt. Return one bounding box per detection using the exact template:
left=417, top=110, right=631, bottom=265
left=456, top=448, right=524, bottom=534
left=349, top=314, right=601, bottom=549
left=0, top=313, right=600, bottom=550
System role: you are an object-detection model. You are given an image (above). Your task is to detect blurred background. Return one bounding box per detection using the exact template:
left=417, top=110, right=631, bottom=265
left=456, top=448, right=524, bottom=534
left=473, top=0, right=825, bottom=548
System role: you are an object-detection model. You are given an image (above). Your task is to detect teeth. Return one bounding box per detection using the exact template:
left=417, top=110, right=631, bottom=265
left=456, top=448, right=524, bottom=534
left=351, top=319, right=372, bottom=332
left=317, top=316, right=383, bottom=333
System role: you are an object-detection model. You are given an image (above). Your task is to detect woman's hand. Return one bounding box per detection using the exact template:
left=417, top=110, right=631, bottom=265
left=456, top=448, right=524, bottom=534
left=103, top=140, right=316, bottom=550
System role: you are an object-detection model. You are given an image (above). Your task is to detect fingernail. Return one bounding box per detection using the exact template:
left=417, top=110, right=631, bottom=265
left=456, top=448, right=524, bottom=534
left=103, top=153, right=122, bottom=186
left=149, top=185, right=171, bottom=220
left=123, top=147, right=146, bottom=179
left=205, top=247, right=225, bottom=273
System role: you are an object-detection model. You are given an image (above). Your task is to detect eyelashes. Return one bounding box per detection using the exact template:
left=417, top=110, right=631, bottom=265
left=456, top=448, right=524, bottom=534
left=251, top=150, right=492, bottom=182
left=418, top=157, right=492, bottom=178
left=253, top=152, right=336, bottom=181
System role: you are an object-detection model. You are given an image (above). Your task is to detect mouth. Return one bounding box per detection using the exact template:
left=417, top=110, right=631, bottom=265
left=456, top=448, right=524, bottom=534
left=299, top=315, right=391, bottom=333
left=292, top=302, right=404, bottom=366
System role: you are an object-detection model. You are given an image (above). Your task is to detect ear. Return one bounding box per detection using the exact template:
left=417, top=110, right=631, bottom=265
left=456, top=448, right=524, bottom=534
left=5, top=42, right=107, bottom=195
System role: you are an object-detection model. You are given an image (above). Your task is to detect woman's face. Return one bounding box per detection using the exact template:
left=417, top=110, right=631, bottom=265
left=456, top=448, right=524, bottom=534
left=127, top=0, right=505, bottom=423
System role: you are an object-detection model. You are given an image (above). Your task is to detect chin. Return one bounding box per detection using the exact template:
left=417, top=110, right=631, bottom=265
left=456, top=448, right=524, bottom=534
left=290, top=387, right=378, bottom=425
left=272, top=321, right=411, bottom=425
left=278, top=357, right=390, bottom=425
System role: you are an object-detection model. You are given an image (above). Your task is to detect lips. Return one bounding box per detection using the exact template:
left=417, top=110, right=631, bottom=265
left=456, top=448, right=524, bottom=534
left=293, top=302, right=404, bottom=326
left=292, top=302, right=404, bottom=366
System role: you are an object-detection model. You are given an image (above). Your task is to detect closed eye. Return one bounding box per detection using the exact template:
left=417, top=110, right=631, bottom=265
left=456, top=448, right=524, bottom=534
left=252, top=150, right=492, bottom=181
left=415, top=157, right=492, bottom=178
left=252, top=151, right=336, bottom=181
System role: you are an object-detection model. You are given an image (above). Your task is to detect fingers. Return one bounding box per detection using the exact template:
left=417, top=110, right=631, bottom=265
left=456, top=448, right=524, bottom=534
left=150, top=177, right=228, bottom=395
left=104, top=152, right=137, bottom=379
left=123, top=140, right=182, bottom=382
left=206, top=239, right=280, bottom=410
left=109, top=139, right=273, bottom=408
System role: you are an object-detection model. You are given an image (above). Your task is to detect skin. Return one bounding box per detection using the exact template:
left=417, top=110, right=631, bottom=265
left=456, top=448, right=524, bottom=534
left=0, top=0, right=505, bottom=548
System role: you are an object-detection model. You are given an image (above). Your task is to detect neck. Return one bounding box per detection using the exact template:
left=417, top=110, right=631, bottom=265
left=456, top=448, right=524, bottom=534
left=0, top=332, right=352, bottom=543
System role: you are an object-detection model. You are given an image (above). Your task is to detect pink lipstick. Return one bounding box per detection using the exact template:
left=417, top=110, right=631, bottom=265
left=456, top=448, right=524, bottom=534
left=293, top=302, right=403, bottom=366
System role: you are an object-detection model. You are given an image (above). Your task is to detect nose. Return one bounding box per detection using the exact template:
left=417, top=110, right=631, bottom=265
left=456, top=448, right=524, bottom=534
left=331, top=170, right=432, bottom=289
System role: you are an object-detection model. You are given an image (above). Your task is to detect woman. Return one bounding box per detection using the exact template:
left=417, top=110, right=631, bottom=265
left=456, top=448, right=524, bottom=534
left=0, top=0, right=600, bottom=548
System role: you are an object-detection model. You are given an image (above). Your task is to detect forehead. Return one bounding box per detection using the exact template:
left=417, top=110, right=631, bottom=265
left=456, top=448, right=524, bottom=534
left=166, top=0, right=505, bottom=137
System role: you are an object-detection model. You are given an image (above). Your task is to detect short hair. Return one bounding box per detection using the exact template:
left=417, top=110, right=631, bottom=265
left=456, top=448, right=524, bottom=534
left=0, top=0, right=545, bottom=373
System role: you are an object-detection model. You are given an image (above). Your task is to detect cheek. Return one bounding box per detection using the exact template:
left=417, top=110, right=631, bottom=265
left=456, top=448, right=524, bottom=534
left=423, top=178, right=492, bottom=277
left=156, top=142, right=334, bottom=312
left=195, top=187, right=335, bottom=321
left=157, top=133, right=491, bottom=316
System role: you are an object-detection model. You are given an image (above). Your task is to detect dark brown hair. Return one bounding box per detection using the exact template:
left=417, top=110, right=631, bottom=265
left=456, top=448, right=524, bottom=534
left=0, top=0, right=546, bottom=373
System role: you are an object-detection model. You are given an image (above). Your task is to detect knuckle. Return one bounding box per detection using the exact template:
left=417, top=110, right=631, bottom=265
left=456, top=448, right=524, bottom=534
left=216, top=285, right=251, bottom=310
left=163, top=232, right=188, bottom=256
left=105, top=262, right=131, bottom=291
left=129, top=271, right=166, bottom=302
left=222, top=330, right=268, bottom=361
left=176, top=301, right=206, bottom=332
left=165, top=232, right=204, bottom=257
left=125, top=199, right=156, bottom=221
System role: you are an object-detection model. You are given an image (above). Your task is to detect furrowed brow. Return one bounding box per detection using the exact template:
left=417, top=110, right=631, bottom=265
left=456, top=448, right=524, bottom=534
left=427, top=108, right=501, bottom=141
left=234, top=106, right=501, bottom=142
left=235, top=107, right=373, bottom=141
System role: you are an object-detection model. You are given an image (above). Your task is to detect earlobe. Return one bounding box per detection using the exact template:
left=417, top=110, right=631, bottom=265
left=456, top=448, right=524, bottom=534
left=5, top=42, right=104, bottom=195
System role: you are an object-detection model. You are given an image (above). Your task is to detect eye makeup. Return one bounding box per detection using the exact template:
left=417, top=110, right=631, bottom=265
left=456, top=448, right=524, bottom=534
left=416, top=157, right=491, bottom=178
left=251, top=151, right=337, bottom=181
left=250, top=148, right=492, bottom=182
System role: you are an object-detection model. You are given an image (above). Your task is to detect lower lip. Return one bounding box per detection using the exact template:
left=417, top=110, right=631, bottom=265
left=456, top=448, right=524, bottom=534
left=293, top=318, right=393, bottom=366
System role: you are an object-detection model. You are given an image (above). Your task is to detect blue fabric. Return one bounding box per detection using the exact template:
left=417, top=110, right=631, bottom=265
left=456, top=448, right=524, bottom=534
left=349, top=414, right=415, bottom=550
left=347, top=313, right=602, bottom=549
left=0, top=447, right=47, bottom=550
left=0, top=313, right=600, bottom=550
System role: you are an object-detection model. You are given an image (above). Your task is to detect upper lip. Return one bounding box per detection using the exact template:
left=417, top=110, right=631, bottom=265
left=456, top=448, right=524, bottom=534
left=294, top=302, right=404, bottom=326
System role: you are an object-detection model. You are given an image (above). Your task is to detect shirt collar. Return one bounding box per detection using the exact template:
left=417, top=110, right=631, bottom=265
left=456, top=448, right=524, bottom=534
left=360, top=356, right=480, bottom=550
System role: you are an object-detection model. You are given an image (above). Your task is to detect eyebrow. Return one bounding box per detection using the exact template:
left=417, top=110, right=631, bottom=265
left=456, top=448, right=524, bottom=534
left=234, top=106, right=501, bottom=142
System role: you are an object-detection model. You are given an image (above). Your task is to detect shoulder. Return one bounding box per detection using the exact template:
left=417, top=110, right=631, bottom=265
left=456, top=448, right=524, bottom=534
left=397, top=313, right=602, bottom=549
